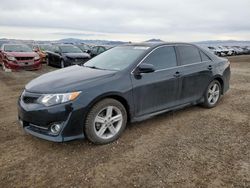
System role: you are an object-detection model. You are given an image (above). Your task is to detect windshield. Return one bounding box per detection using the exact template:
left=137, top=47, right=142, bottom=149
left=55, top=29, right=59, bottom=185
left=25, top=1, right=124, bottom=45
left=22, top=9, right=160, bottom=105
left=60, top=45, right=82, bottom=53
left=84, top=46, right=149, bottom=71
left=4, top=44, right=33, bottom=52
left=39, top=45, right=53, bottom=51
left=77, top=44, right=91, bottom=51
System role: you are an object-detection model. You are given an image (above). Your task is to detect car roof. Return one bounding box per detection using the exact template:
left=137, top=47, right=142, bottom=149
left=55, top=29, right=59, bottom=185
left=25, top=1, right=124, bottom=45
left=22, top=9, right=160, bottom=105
left=124, top=42, right=198, bottom=48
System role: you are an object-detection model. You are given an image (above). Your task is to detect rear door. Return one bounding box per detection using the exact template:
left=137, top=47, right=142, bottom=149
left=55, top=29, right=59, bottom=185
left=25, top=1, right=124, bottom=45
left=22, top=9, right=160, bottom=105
left=176, top=45, right=213, bottom=104
left=131, top=46, right=180, bottom=116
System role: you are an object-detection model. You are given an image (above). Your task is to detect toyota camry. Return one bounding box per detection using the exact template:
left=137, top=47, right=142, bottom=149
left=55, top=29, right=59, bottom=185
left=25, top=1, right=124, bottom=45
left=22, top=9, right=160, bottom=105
left=18, top=43, right=230, bottom=144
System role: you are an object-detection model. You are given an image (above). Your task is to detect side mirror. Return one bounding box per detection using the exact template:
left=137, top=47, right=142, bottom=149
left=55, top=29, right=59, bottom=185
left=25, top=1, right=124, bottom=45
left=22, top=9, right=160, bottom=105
left=137, top=63, right=155, bottom=74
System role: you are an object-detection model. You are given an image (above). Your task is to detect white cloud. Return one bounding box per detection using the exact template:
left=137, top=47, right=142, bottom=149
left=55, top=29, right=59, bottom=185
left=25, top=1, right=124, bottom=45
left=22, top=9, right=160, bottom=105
left=0, top=0, right=250, bottom=41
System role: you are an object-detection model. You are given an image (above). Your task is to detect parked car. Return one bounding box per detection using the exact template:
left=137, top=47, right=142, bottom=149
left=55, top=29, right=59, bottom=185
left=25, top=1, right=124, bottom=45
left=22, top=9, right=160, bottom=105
left=241, top=46, right=250, bottom=55
left=0, top=43, right=41, bottom=72
left=75, top=43, right=92, bottom=54
left=90, top=45, right=112, bottom=57
left=18, top=43, right=230, bottom=144
left=46, top=44, right=91, bottom=68
left=33, top=44, right=53, bottom=63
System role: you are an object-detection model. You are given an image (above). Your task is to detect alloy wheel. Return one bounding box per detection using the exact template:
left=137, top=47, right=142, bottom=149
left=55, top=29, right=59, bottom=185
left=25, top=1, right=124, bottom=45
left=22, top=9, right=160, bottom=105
left=93, top=106, right=123, bottom=139
left=207, top=83, right=220, bottom=105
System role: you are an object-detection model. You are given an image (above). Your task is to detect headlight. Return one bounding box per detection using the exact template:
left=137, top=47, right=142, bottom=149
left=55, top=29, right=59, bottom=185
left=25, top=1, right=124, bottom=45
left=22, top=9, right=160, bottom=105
left=38, top=91, right=81, bottom=106
left=7, top=55, right=16, bottom=61
left=34, top=55, right=40, bottom=60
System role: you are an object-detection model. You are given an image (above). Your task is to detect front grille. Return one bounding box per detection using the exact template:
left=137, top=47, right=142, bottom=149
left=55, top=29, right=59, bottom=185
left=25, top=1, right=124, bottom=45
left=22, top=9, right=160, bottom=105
left=22, top=96, right=39, bottom=104
left=74, top=58, right=90, bottom=63
left=16, top=57, right=34, bottom=61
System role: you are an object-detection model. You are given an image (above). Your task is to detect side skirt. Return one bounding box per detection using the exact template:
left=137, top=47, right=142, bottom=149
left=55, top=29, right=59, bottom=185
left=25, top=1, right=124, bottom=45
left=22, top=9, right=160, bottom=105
left=131, top=100, right=202, bottom=123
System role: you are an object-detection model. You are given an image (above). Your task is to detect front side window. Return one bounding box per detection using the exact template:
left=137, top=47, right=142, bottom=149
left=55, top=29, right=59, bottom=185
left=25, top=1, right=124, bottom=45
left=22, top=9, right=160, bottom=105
left=177, top=45, right=201, bottom=65
left=98, top=47, right=106, bottom=53
left=142, top=46, right=177, bottom=70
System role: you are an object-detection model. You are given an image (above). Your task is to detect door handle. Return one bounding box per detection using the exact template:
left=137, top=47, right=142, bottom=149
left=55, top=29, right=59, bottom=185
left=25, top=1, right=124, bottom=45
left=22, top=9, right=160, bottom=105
left=208, top=65, right=213, bottom=70
left=174, top=71, right=181, bottom=77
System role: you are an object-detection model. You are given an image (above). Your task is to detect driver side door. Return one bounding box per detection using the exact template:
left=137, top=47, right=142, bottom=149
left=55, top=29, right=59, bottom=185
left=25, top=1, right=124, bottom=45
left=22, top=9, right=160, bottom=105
left=131, top=46, right=180, bottom=117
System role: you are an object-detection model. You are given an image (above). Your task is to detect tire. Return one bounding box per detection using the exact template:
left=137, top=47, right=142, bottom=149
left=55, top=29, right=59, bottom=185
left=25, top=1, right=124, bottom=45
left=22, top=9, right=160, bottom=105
left=2, top=63, right=12, bottom=72
left=202, top=80, right=221, bottom=108
left=84, top=98, right=127, bottom=144
left=60, top=60, right=65, bottom=68
left=47, top=58, right=50, bottom=66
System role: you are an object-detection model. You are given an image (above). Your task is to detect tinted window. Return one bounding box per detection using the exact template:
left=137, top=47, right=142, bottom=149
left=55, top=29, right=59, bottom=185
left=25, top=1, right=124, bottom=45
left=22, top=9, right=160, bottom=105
left=177, top=45, right=201, bottom=65
left=200, top=51, right=211, bottom=61
left=98, top=47, right=106, bottom=53
left=92, top=46, right=98, bottom=54
left=142, top=46, right=177, bottom=70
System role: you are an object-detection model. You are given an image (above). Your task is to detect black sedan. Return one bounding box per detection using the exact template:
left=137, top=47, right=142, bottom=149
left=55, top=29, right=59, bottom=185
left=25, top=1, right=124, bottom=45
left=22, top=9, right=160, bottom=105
left=47, top=44, right=91, bottom=68
left=18, top=43, right=230, bottom=144
left=90, top=45, right=112, bottom=57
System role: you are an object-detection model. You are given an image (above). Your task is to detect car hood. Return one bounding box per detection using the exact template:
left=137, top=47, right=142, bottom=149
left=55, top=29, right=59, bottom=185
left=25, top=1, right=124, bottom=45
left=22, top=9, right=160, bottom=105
left=5, top=52, right=37, bottom=57
left=25, top=65, right=116, bottom=93
left=64, top=53, right=90, bottom=58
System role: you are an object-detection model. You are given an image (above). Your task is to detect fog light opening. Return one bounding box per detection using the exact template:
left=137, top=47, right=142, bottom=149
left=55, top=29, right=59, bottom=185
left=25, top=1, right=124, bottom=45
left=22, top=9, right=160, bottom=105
left=50, top=123, right=63, bottom=135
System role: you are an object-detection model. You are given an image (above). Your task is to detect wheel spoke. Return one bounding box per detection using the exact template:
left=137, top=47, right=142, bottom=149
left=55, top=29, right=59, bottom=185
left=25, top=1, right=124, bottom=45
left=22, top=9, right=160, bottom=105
left=110, top=114, right=122, bottom=123
left=108, top=124, right=117, bottom=135
left=208, top=95, right=213, bottom=102
left=214, top=91, right=219, bottom=96
left=95, top=116, right=105, bottom=124
left=106, top=106, right=113, bottom=118
left=208, top=89, right=213, bottom=94
left=212, top=84, right=217, bottom=92
left=97, top=125, right=107, bottom=136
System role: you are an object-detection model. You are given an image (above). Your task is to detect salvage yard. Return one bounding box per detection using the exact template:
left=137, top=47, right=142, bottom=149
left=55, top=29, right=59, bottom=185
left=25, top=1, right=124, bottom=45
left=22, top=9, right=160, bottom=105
left=0, top=55, right=249, bottom=187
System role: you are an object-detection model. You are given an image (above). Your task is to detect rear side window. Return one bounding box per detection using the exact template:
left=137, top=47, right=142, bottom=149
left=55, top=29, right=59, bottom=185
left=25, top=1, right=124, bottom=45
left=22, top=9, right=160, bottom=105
left=200, top=51, right=211, bottom=62
left=142, top=46, right=177, bottom=70
left=177, top=45, right=201, bottom=65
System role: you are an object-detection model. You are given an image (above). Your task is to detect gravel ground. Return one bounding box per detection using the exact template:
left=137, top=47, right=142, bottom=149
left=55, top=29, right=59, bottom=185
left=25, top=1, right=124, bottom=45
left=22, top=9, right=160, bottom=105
left=0, top=56, right=249, bottom=188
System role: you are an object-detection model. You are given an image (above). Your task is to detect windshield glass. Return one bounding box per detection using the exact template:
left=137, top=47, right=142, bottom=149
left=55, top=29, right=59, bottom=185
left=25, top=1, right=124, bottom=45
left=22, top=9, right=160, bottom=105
left=84, top=46, right=149, bottom=71
left=4, top=44, right=33, bottom=52
left=60, top=45, right=82, bottom=53
left=77, top=44, right=91, bottom=51
left=39, top=44, right=53, bottom=51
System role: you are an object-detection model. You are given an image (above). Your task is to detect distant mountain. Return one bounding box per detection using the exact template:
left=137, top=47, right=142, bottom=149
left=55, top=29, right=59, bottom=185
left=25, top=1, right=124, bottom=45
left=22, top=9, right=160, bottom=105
left=56, top=38, right=126, bottom=45
left=194, top=40, right=250, bottom=47
left=144, top=39, right=165, bottom=43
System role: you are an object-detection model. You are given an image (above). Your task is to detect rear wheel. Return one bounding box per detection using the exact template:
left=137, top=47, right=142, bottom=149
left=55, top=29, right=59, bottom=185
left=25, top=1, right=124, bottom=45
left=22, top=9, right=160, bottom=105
left=84, top=98, right=127, bottom=144
left=202, top=80, right=221, bottom=108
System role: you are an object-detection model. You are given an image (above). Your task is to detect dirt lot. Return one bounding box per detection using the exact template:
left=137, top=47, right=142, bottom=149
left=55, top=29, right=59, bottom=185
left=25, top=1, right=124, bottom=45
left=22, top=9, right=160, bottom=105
left=0, top=56, right=249, bottom=188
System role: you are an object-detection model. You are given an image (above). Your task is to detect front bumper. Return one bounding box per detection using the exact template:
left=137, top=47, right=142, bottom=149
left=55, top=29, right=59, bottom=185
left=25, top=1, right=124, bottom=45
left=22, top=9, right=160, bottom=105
left=5, top=60, right=41, bottom=70
left=17, top=92, right=86, bottom=142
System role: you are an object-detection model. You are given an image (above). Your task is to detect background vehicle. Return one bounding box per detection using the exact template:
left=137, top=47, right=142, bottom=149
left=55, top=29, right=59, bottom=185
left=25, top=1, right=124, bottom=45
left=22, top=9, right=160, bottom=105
left=90, top=45, right=113, bottom=57
left=46, top=44, right=91, bottom=68
left=0, top=43, right=41, bottom=72
left=75, top=43, right=92, bottom=54
left=33, top=44, right=53, bottom=63
left=18, top=43, right=230, bottom=144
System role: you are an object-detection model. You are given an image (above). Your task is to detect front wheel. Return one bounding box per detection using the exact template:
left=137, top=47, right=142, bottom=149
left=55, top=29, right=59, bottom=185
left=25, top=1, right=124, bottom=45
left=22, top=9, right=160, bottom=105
left=60, top=60, right=65, bottom=68
left=84, top=98, right=127, bottom=144
left=202, top=80, right=221, bottom=108
left=2, top=63, right=12, bottom=72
